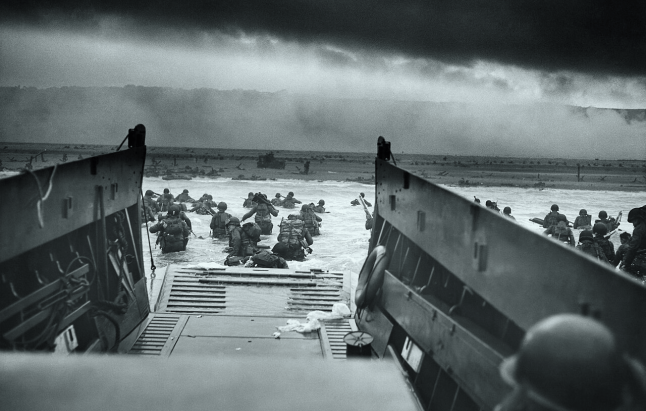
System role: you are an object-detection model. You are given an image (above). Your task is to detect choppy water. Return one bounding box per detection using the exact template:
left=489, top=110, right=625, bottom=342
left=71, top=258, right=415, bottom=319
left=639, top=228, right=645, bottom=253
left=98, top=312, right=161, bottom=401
left=141, top=177, right=642, bottom=308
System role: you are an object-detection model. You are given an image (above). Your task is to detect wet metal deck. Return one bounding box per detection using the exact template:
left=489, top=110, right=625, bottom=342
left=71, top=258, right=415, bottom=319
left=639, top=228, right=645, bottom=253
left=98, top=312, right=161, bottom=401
left=127, top=265, right=355, bottom=359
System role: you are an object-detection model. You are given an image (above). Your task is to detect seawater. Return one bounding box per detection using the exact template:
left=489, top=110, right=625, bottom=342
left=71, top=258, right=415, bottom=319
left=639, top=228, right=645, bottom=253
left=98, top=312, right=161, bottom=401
left=141, top=177, right=643, bottom=310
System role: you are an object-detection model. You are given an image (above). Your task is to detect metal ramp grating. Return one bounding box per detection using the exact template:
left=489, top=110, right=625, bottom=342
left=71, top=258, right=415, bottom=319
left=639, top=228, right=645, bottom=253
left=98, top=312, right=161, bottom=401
left=288, top=285, right=344, bottom=312
left=128, top=315, right=183, bottom=356
left=320, top=319, right=357, bottom=360
left=156, top=266, right=348, bottom=316
left=163, top=273, right=227, bottom=314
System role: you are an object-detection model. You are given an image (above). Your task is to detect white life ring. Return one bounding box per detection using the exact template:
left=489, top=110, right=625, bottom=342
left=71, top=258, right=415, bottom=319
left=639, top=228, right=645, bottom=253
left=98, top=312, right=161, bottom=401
left=355, top=245, right=389, bottom=309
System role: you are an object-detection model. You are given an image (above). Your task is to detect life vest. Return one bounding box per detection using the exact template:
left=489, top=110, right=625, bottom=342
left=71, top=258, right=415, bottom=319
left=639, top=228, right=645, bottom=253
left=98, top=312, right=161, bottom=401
left=313, top=205, right=325, bottom=213
left=271, top=198, right=283, bottom=207
left=254, top=203, right=273, bottom=224
left=574, top=215, right=591, bottom=228
left=158, top=194, right=174, bottom=212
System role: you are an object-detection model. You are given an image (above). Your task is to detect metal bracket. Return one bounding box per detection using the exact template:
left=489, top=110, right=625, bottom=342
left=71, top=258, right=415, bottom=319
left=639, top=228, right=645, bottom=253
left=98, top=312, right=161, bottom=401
left=63, top=196, right=73, bottom=219
left=110, top=183, right=118, bottom=200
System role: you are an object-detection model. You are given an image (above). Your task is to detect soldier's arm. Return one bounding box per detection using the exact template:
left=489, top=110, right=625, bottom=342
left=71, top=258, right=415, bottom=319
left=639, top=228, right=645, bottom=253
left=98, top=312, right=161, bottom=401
left=304, top=229, right=313, bottom=246
left=269, top=206, right=279, bottom=217
left=242, top=207, right=257, bottom=221
left=149, top=222, right=162, bottom=233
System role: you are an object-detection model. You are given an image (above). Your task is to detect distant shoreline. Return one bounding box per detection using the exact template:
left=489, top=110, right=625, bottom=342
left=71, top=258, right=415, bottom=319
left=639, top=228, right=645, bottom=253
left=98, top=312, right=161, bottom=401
left=1, top=143, right=644, bottom=192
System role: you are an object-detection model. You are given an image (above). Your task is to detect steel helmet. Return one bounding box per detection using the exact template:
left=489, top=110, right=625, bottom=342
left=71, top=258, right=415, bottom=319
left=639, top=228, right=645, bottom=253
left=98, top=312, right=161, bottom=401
left=627, top=207, right=644, bottom=223
left=163, top=188, right=170, bottom=194
left=579, top=230, right=593, bottom=242
left=145, top=190, right=154, bottom=196
left=217, top=202, right=227, bottom=210
left=592, top=222, right=608, bottom=236
left=556, top=214, right=567, bottom=222
left=499, top=314, right=628, bottom=411
left=318, top=199, right=325, bottom=205
left=579, top=209, right=587, bottom=216
left=183, top=189, right=189, bottom=193
left=275, top=193, right=281, bottom=198
left=503, top=206, right=511, bottom=214
left=168, top=205, right=181, bottom=217
left=226, top=217, right=240, bottom=227
left=301, top=204, right=309, bottom=212
left=598, top=210, right=607, bottom=219
left=288, top=191, right=294, bottom=196
left=551, top=204, right=559, bottom=211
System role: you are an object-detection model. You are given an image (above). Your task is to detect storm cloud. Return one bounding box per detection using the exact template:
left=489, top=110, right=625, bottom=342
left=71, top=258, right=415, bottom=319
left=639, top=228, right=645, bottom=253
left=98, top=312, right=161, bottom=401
left=2, top=0, right=645, bottom=77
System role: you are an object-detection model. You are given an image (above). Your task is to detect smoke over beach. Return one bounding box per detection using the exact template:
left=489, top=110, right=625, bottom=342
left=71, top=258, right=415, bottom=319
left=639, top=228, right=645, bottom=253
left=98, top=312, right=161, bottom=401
left=1, top=86, right=644, bottom=159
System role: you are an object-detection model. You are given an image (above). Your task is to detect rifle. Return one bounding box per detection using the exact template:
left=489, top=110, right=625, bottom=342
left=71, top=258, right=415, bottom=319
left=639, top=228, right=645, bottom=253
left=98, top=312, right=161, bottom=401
left=358, top=195, right=372, bottom=221
left=252, top=192, right=273, bottom=208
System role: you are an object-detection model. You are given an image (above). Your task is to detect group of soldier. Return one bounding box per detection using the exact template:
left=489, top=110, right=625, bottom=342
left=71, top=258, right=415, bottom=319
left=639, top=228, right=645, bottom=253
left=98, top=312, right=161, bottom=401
left=142, top=188, right=329, bottom=268
left=541, top=203, right=646, bottom=279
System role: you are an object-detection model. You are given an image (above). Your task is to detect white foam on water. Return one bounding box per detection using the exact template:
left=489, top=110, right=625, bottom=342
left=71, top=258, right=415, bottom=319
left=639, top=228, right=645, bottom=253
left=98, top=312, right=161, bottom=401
left=141, top=177, right=641, bottom=310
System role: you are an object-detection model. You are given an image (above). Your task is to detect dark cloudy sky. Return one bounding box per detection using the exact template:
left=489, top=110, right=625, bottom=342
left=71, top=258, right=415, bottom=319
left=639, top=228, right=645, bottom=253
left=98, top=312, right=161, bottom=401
left=1, top=1, right=645, bottom=158
left=2, top=1, right=645, bottom=108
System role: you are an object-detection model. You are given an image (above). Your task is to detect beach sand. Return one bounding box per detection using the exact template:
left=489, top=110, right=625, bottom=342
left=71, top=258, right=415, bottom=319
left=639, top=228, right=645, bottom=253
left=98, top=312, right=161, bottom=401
left=1, top=143, right=644, bottom=192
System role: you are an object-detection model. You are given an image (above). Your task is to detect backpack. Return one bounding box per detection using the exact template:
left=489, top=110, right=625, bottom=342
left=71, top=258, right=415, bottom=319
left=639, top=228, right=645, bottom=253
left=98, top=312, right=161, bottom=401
left=242, top=222, right=262, bottom=242
left=211, top=212, right=231, bottom=230
left=544, top=212, right=559, bottom=227
left=278, top=219, right=304, bottom=247
left=251, top=251, right=288, bottom=268
left=163, top=218, right=184, bottom=242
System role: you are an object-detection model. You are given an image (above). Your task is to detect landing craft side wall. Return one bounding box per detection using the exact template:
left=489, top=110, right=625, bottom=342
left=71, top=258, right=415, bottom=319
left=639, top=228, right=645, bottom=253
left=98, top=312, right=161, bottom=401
left=0, top=148, right=146, bottom=264
left=374, top=158, right=646, bottom=362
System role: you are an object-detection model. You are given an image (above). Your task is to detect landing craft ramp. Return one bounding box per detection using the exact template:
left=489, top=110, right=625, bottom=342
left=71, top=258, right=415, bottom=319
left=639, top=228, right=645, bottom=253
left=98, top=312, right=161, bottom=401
left=125, top=265, right=356, bottom=360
